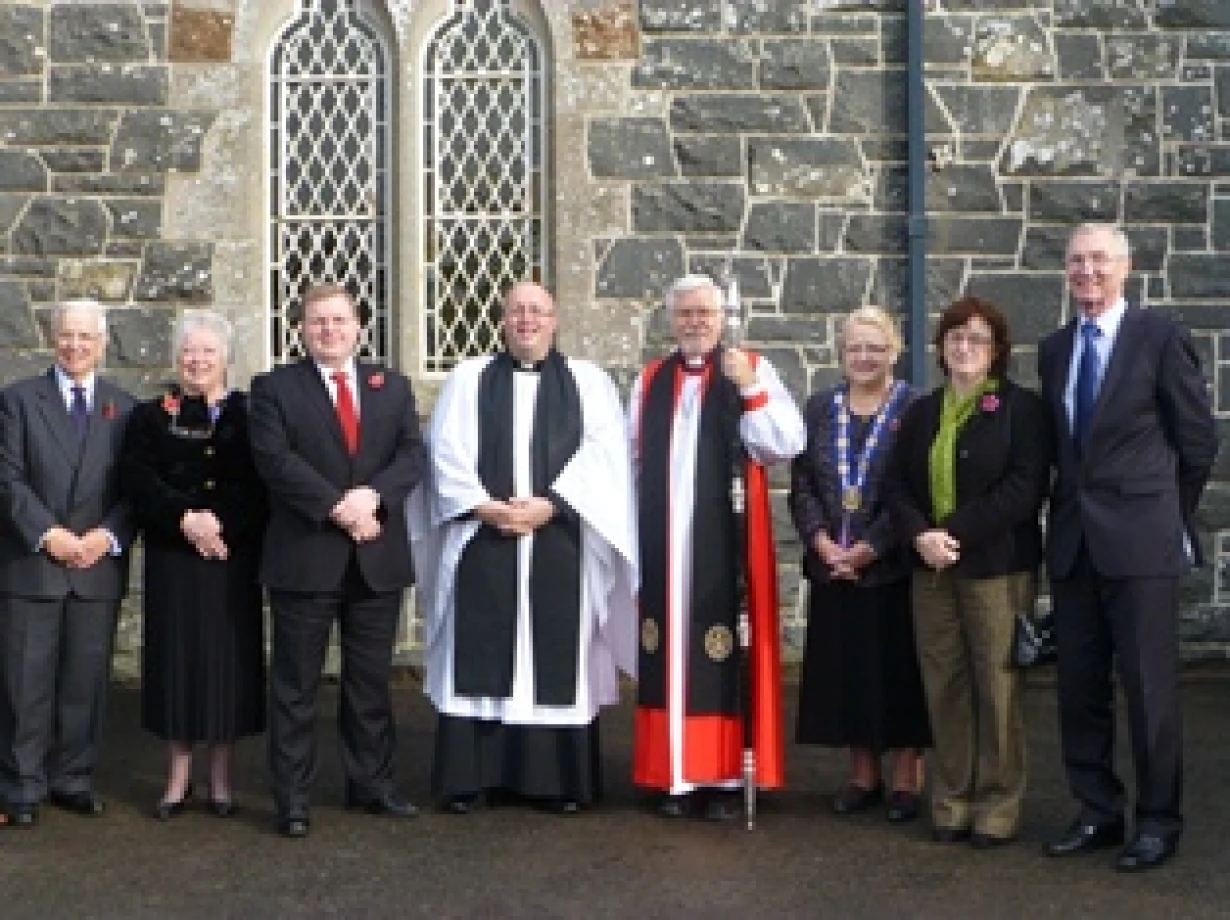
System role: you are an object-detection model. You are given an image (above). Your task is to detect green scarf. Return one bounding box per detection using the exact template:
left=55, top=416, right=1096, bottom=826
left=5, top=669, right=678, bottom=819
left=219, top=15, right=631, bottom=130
left=929, top=378, right=998, bottom=523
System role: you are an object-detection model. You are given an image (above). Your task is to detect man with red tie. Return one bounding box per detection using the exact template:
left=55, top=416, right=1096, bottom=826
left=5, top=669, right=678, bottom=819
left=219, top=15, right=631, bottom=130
left=249, top=284, right=427, bottom=838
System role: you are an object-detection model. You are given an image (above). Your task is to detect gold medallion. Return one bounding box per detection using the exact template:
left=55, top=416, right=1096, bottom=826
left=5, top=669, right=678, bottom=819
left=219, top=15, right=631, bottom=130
left=704, top=624, right=734, bottom=663
left=641, top=618, right=660, bottom=654
left=841, top=486, right=861, bottom=512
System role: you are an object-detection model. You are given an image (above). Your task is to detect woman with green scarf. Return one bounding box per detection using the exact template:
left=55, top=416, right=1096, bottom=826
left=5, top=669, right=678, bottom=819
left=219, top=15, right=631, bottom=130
left=883, top=297, right=1052, bottom=848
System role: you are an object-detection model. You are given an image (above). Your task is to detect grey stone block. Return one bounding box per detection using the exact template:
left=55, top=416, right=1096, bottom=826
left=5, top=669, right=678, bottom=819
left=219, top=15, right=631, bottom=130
left=38, top=149, right=107, bottom=174
left=829, top=70, right=907, bottom=135
left=0, top=109, right=118, bottom=145
left=810, top=14, right=878, bottom=35
left=1052, top=0, right=1147, bottom=29
left=0, top=194, right=27, bottom=234
left=871, top=257, right=966, bottom=315
left=829, top=38, right=878, bottom=67
left=1124, top=182, right=1209, bottom=223
left=1107, top=34, right=1180, bottom=80
left=0, top=150, right=47, bottom=192
left=873, top=166, right=908, bottom=212
left=1170, top=254, right=1230, bottom=298
left=106, top=240, right=146, bottom=259
left=0, top=80, right=41, bottom=104
left=1174, top=227, right=1208, bottom=251
left=1055, top=33, right=1103, bottom=79
left=673, top=136, right=742, bottom=177
left=748, top=137, right=867, bottom=200
left=12, top=197, right=108, bottom=257
left=52, top=174, right=165, bottom=196
left=924, top=15, right=974, bottom=66
left=1187, top=35, right=1230, bottom=60
left=818, top=212, right=846, bottom=253
left=782, top=258, right=872, bottom=314
left=1124, top=226, right=1168, bottom=273
left=133, top=242, right=213, bottom=302
left=931, top=217, right=1022, bottom=256
left=111, top=110, right=216, bottom=172
left=843, top=214, right=907, bottom=254
left=927, top=165, right=1000, bottom=213
left=50, top=3, right=150, bottom=63
left=880, top=13, right=907, bottom=65
left=0, top=350, right=51, bottom=386
left=760, top=40, right=831, bottom=90
left=758, top=347, right=807, bottom=402
left=0, top=280, right=41, bottom=349
left=686, top=256, right=773, bottom=299
left=638, top=0, right=721, bottom=33
left=632, top=182, right=745, bottom=233
left=105, top=199, right=162, bottom=239
left=1155, top=0, right=1230, bottom=28
left=49, top=65, right=168, bottom=106
left=670, top=95, right=811, bottom=133
left=1214, top=199, right=1230, bottom=251
left=965, top=273, right=1065, bottom=345
left=107, top=307, right=172, bottom=368
left=1028, top=180, right=1120, bottom=222
left=633, top=39, right=755, bottom=90
left=973, top=16, right=1056, bottom=81
left=1176, top=145, right=1230, bottom=176
left=728, top=0, right=810, bottom=34
left=932, top=85, right=1021, bottom=136
left=595, top=238, right=685, bottom=300
left=0, top=6, right=44, bottom=76
left=746, top=315, right=828, bottom=343
left=588, top=118, right=676, bottom=179
left=1218, top=67, right=1230, bottom=118
left=0, top=256, right=56, bottom=278
left=744, top=203, right=816, bottom=253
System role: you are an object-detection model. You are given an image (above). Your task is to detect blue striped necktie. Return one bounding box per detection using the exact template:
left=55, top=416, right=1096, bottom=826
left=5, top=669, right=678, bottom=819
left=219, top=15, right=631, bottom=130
left=1073, top=321, right=1101, bottom=451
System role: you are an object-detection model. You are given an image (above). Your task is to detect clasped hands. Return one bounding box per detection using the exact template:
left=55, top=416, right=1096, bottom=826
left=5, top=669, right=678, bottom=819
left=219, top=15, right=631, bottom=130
left=180, top=511, right=228, bottom=561
left=475, top=496, right=555, bottom=538
left=915, top=528, right=960, bottom=571
left=42, top=526, right=113, bottom=569
left=813, top=532, right=877, bottom=581
left=331, top=486, right=382, bottom=543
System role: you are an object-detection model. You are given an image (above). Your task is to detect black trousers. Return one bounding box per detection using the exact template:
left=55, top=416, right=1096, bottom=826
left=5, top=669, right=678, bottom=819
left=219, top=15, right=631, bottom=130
left=268, top=565, right=403, bottom=813
left=1051, top=546, right=1182, bottom=840
left=0, top=595, right=118, bottom=804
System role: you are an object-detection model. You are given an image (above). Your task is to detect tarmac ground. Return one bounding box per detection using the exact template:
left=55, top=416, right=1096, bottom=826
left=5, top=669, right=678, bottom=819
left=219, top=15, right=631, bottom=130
left=3, top=672, right=1229, bottom=919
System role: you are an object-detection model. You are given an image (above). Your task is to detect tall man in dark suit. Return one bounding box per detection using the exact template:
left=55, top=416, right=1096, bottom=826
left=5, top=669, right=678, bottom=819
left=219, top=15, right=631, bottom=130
left=1039, top=224, right=1218, bottom=872
left=249, top=284, right=427, bottom=838
left=0, top=299, right=135, bottom=827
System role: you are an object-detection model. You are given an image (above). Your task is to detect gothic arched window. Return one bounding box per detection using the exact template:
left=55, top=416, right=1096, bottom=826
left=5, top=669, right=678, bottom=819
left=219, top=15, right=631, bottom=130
left=421, top=0, right=547, bottom=374
left=270, top=0, right=392, bottom=362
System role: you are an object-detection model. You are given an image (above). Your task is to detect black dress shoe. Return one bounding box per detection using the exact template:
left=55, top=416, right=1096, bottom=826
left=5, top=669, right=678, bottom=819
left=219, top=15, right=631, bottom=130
left=1044, top=818, right=1126, bottom=857
left=1116, top=833, right=1176, bottom=873
left=832, top=782, right=884, bottom=815
left=277, top=810, right=310, bottom=838
left=932, top=826, right=972, bottom=843
left=48, top=790, right=105, bottom=816
left=444, top=794, right=478, bottom=815
left=971, top=832, right=1015, bottom=849
left=701, top=794, right=738, bottom=823
left=886, top=791, right=920, bottom=824
left=7, top=803, right=38, bottom=828
left=541, top=798, right=581, bottom=815
left=345, top=789, right=419, bottom=818
left=656, top=794, right=691, bottom=819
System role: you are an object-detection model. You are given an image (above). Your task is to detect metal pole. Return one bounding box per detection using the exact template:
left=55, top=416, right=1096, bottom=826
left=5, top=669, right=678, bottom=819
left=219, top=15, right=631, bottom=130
left=907, top=0, right=929, bottom=387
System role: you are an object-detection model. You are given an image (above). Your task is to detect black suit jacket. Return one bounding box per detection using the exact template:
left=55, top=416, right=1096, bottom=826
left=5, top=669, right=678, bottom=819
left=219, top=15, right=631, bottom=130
left=883, top=379, right=1052, bottom=579
left=1038, top=306, right=1217, bottom=580
left=0, top=369, right=135, bottom=600
left=248, top=359, right=426, bottom=593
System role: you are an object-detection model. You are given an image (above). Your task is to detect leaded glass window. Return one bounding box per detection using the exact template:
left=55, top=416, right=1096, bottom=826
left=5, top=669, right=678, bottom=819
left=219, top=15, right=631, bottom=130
left=422, top=0, right=546, bottom=374
left=270, top=0, right=391, bottom=363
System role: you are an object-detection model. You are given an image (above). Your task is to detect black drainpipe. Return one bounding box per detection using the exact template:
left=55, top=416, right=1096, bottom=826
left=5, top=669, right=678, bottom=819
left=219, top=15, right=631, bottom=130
left=906, top=0, right=928, bottom=386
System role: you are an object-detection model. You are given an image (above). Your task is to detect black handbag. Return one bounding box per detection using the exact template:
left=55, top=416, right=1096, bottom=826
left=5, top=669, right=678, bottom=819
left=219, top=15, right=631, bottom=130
left=1012, top=608, right=1057, bottom=668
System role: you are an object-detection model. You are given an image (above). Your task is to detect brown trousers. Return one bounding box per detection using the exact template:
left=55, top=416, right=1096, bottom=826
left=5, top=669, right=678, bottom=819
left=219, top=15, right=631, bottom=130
left=911, top=569, right=1033, bottom=839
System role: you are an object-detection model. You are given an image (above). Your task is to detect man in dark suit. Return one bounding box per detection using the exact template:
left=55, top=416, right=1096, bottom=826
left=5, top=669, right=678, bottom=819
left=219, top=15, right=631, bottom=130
left=0, top=299, right=135, bottom=827
left=1039, top=224, right=1218, bottom=872
left=249, top=283, right=426, bottom=838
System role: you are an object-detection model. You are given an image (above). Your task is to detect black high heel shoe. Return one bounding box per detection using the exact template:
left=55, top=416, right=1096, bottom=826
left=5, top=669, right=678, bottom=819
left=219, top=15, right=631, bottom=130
left=207, top=796, right=236, bottom=818
left=154, top=783, right=194, bottom=821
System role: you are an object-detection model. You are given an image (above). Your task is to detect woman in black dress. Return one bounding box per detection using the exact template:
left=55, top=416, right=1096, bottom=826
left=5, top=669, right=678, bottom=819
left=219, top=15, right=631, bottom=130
left=789, top=306, right=930, bottom=822
left=120, top=310, right=267, bottom=818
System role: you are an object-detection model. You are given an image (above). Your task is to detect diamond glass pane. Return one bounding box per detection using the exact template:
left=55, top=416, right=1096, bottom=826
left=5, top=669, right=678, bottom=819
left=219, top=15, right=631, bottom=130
left=270, top=0, right=390, bottom=364
left=422, top=0, right=546, bottom=374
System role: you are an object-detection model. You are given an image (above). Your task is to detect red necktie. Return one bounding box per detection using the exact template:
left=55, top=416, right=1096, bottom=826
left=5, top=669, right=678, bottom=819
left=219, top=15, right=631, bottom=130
left=331, top=371, right=359, bottom=456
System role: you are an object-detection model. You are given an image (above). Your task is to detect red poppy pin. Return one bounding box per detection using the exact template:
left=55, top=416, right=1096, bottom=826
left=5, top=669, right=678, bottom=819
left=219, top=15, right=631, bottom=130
left=161, top=393, right=180, bottom=416
left=101, top=400, right=117, bottom=420
left=980, top=393, right=1000, bottom=413
left=368, top=372, right=385, bottom=389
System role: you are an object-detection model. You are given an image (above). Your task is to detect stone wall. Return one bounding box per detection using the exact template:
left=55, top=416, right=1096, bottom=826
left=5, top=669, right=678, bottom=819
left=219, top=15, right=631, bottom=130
left=0, top=0, right=1227, bottom=670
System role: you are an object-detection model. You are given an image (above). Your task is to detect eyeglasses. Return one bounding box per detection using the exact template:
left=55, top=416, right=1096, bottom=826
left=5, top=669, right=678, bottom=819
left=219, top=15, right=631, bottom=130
left=944, top=331, right=994, bottom=349
left=844, top=343, right=890, bottom=357
left=1066, top=252, right=1121, bottom=269
left=504, top=305, right=554, bottom=318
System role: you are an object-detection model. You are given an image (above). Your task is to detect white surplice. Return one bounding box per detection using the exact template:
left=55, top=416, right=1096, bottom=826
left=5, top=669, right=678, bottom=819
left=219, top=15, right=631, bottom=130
left=628, top=352, right=805, bottom=794
left=409, top=355, right=638, bottom=727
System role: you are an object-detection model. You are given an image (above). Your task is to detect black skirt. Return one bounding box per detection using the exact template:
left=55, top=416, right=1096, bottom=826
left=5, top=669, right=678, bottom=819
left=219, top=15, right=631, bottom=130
left=431, top=714, right=602, bottom=803
left=796, top=578, right=931, bottom=752
left=141, top=542, right=266, bottom=743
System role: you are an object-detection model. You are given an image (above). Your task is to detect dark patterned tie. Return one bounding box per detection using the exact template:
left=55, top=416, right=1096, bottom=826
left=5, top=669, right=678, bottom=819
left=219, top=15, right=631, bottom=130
left=1073, top=321, right=1100, bottom=453
left=70, top=385, right=89, bottom=441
